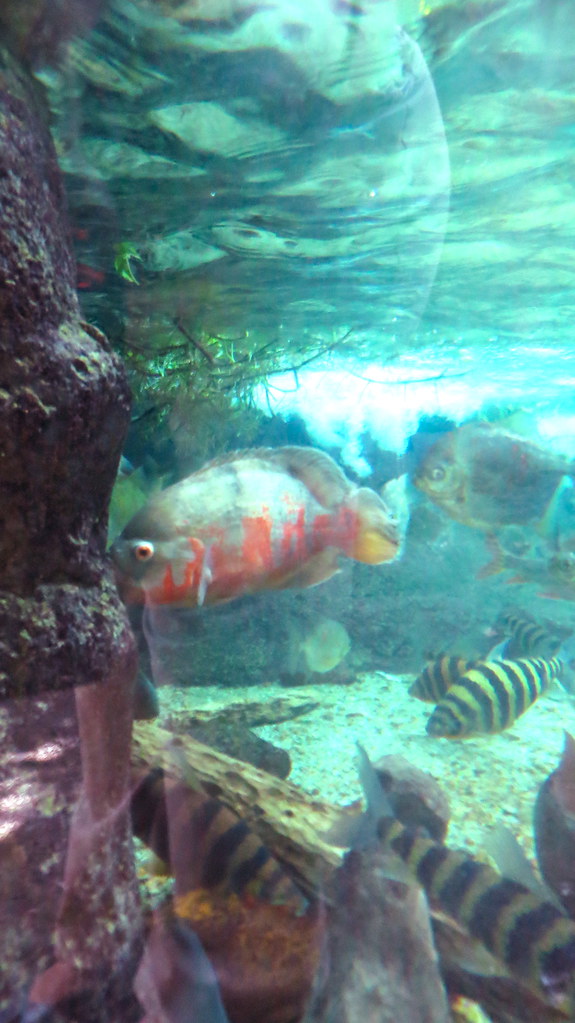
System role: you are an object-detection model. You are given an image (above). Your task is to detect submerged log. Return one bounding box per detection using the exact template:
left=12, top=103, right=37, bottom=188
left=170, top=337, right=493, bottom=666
left=132, top=721, right=351, bottom=896
left=164, top=695, right=320, bottom=730
left=132, top=721, right=571, bottom=1023
left=162, top=694, right=320, bottom=780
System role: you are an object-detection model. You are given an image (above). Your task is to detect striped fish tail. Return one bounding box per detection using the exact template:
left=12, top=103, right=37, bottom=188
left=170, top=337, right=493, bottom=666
left=504, top=615, right=559, bottom=658
left=378, top=814, right=575, bottom=1012
left=358, top=745, right=575, bottom=1013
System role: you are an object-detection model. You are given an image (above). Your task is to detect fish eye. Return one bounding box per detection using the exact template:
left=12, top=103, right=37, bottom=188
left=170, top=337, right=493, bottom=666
left=132, top=541, right=155, bottom=563
left=430, top=466, right=445, bottom=481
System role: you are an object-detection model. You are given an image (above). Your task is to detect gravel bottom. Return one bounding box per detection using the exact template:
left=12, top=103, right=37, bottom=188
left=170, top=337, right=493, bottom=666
left=157, top=672, right=575, bottom=862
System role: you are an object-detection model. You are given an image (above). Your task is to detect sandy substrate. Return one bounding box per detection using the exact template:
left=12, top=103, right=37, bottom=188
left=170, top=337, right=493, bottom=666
left=157, top=670, right=575, bottom=863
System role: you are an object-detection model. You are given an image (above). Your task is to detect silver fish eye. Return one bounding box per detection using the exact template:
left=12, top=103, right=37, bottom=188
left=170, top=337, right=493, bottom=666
left=430, top=466, right=445, bottom=481
left=132, top=541, right=155, bottom=563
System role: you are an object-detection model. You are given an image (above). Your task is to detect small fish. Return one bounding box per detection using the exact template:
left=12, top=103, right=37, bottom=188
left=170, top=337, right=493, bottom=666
left=131, top=766, right=319, bottom=1023
left=409, top=655, right=476, bottom=703
left=300, top=618, right=351, bottom=674
left=111, top=446, right=399, bottom=607
left=76, top=262, right=106, bottom=290
left=412, top=421, right=575, bottom=532
left=489, top=609, right=563, bottom=660
left=534, top=732, right=575, bottom=920
left=130, top=767, right=308, bottom=913
left=478, top=536, right=575, bottom=600
left=425, top=657, right=562, bottom=738
left=355, top=744, right=575, bottom=1015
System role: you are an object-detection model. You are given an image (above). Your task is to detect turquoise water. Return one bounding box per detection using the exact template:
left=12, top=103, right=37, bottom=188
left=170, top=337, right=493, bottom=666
left=4, top=1, right=575, bottom=1021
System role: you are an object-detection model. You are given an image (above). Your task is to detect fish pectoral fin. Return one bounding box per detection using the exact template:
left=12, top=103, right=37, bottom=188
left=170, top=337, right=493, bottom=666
left=268, top=549, right=341, bottom=590
left=432, top=910, right=509, bottom=979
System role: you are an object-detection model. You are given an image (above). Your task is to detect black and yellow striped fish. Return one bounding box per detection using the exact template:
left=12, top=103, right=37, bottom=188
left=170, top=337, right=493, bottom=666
left=425, top=656, right=561, bottom=738
left=130, top=767, right=308, bottom=913
left=356, top=745, right=575, bottom=1015
left=409, top=655, right=475, bottom=703
left=495, top=610, right=561, bottom=659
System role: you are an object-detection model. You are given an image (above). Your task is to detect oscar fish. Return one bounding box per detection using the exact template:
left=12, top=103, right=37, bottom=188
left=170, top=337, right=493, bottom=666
left=425, top=656, right=562, bottom=738
left=409, top=655, right=476, bottom=703
left=355, top=744, right=575, bottom=1016
left=111, top=446, right=399, bottom=607
left=412, top=422, right=575, bottom=532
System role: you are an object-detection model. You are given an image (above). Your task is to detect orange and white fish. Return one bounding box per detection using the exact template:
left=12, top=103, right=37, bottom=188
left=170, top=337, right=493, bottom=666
left=110, top=446, right=400, bottom=607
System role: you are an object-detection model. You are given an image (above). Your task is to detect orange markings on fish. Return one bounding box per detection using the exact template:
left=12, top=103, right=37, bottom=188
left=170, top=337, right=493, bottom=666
left=241, top=513, right=274, bottom=573
left=110, top=446, right=400, bottom=608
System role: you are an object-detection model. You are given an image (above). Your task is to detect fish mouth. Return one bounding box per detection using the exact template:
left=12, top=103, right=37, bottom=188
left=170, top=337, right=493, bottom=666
left=110, top=563, right=146, bottom=605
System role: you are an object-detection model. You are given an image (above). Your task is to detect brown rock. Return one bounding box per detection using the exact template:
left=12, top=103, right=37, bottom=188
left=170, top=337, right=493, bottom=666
left=0, top=41, right=141, bottom=1021
left=0, top=44, right=133, bottom=699
left=303, top=847, right=451, bottom=1023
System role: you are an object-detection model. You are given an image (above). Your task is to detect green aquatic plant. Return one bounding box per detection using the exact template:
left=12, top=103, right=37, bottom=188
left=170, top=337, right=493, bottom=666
left=113, top=310, right=358, bottom=463
left=114, top=242, right=142, bottom=284
left=114, top=316, right=356, bottom=472
left=121, top=316, right=355, bottom=408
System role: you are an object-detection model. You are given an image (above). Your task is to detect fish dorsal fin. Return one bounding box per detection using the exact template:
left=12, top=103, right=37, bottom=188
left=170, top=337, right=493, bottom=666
left=195, top=446, right=352, bottom=509
left=269, top=446, right=352, bottom=508
left=483, top=821, right=563, bottom=909
left=490, top=409, right=542, bottom=440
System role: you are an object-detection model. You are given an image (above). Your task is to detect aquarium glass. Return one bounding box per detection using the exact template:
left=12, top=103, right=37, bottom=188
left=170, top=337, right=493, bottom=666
left=3, top=0, right=575, bottom=1020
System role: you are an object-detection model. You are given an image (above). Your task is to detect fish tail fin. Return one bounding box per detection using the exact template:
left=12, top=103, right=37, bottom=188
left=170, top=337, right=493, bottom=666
left=477, top=535, right=505, bottom=579
left=347, top=488, right=399, bottom=564
left=557, top=634, right=575, bottom=662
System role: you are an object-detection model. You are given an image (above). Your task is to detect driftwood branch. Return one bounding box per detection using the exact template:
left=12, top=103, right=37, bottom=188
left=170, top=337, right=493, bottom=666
left=132, top=721, right=353, bottom=895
